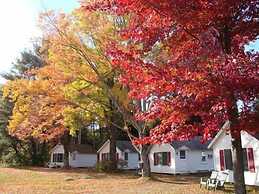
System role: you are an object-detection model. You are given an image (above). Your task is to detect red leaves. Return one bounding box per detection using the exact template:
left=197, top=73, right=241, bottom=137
left=84, top=0, right=259, bottom=144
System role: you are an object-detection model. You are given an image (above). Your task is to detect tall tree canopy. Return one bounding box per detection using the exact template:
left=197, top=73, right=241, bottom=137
left=4, top=8, right=153, bottom=175
left=0, top=43, right=49, bottom=166
left=3, top=10, right=130, bottom=143
left=84, top=0, right=259, bottom=142
left=84, top=0, right=259, bottom=192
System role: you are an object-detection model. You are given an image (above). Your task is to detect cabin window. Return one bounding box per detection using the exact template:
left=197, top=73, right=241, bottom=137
left=101, top=153, right=109, bottom=161
left=219, top=148, right=255, bottom=172
left=154, top=152, right=171, bottom=166
left=180, top=150, right=186, bottom=159
left=72, top=153, right=76, bottom=160
left=124, top=152, right=128, bottom=161
left=201, top=152, right=207, bottom=162
left=53, top=153, right=63, bottom=162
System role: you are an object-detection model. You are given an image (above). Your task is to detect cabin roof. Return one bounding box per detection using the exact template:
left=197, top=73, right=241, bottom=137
left=171, top=136, right=211, bottom=150
left=116, top=140, right=137, bottom=153
left=68, top=144, right=96, bottom=154
left=97, top=140, right=137, bottom=153
left=208, top=120, right=259, bottom=149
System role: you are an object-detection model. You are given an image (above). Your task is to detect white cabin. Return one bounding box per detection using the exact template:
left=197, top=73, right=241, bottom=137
left=208, top=121, right=259, bottom=186
left=149, top=136, right=214, bottom=174
left=97, top=140, right=139, bottom=169
left=49, top=143, right=97, bottom=168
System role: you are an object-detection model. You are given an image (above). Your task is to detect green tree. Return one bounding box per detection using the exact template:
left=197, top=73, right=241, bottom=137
left=1, top=42, right=49, bottom=166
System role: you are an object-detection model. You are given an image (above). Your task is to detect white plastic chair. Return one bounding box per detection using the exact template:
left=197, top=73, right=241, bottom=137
left=200, top=171, right=218, bottom=189
left=207, top=171, right=229, bottom=191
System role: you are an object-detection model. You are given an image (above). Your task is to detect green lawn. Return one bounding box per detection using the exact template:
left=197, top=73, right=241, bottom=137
left=0, top=167, right=254, bottom=194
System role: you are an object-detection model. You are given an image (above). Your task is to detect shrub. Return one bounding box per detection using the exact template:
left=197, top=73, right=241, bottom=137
left=96, top=160, right=116, bottom=172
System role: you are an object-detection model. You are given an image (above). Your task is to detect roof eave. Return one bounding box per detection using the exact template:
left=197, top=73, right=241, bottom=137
left=208, top=121, right=230, bottom=149
left=97, top=140, right=110, bottom=153
left=207, top=129, right=225, bottom=149
left=50, top=143, right=63, bottom=153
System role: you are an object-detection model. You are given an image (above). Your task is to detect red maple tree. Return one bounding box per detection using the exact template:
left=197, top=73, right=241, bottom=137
left=83, top=1, right=259, bottom=192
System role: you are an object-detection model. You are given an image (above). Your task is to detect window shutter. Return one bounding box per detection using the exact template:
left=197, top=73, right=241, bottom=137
left=154, top=153, right=157, bottom=165
left=116, top=153, right=119, bottom=160
left=219, top=150, right=225, bottom=170
left=247, top=148, right=255, bottom=172
left=224, top=149, right=233, bottom=170
left=167, top=152, right=171, bottom=165
left=97, top=153, right=100, bottom=162
left=243, top=149, right=248, bottom=171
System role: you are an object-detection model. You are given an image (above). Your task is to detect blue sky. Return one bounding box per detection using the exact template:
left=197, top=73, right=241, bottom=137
left=0, top=0, right=79, bottom=83
left=246, top=39, right=259, bottom=52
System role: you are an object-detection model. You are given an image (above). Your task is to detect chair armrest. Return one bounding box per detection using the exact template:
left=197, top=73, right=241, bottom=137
left=200, top=177, right=208, bottom=183
left=200, top=177, right=209, bottom=188
left=209, top=178, right=218, bottom=183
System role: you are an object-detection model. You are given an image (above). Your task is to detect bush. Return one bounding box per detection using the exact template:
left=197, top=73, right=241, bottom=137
left=95, top=160, right=116, bottom=172
left=117, top=159, right=128, bottom=169
left=0, top=151, right=29, bottom=167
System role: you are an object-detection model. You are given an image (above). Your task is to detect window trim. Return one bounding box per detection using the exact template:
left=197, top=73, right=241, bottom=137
left=72, top=152, right=76, bottom=161
left=201, top=155, right=207, bottom=162
left=101, top=153, right=109, bottom=161
left=179, top=150, right=186, bottom=160
left=53, top=153, right=64, bottom=163
left=154, top=152, right=171, bottom=166
left=124, top=152, right=128, bottom=161
left=219, top=148, right=255, bottom=173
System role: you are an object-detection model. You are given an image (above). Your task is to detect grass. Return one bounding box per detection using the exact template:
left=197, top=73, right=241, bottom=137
left=0, top=167, right=256, bottom=194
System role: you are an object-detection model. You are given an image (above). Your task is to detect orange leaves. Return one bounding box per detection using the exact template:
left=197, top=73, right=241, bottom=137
left=3, top=77, right=68, bottom=141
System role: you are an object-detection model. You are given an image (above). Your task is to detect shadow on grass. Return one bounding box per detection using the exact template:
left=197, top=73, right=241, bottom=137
left=150, top=172, right=211, bottom=185
left=151, top=178, right=189, bottom=184
left=6, top=166, right=141, bottom=180
left=223, top=183, right=259, bottom=194
left=5, top=166, right=229, bottom=186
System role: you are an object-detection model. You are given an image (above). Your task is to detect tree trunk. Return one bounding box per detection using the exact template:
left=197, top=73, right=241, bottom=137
left=231, top=132, right=246, bottom=194
left=63, top=143, right=70, bottom=168
left=109, top=124, right=117, bottom=171
left=228, top=98, right=246, bottom=194
left=140, top=144, right=151, bottom=178
left=38, top=141, right=48, bottom=166
left=220, top=24, right=246, bottom=193
left=61, top=131, right=71, bottom=168
left=106, top=99, right=120, bottom=171
left=30, top=138, right=38, bottom=166
left=135, top=114, right=151, bottom=178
